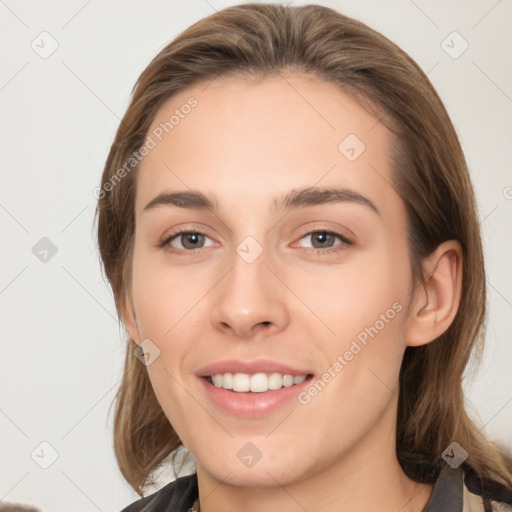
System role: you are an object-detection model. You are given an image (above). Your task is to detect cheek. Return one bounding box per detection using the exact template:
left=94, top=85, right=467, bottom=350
left=130, top=247, right=214, bottom=339
left=290, top=262, right=409, bottom=453
left=289, top=243, right=411, bottom=404
left=293, top=250, right=410, bottom=344
left=144, top=363, right=218, bottom=460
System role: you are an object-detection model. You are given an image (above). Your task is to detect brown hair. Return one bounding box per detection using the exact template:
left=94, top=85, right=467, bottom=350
left=95, top=3, right=512, bottom=498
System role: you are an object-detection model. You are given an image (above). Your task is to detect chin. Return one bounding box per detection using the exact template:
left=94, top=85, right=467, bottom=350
left=196, top=447, right=320, bottom=489
left=203, top=462, right=297, bottom=488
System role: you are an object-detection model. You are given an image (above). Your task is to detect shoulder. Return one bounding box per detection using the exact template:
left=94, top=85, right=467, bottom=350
left=119, top=473, right=198, bottom=512
left=463, top=468, right=512, bottom=512
left=463, top=486, right=512, bottom=511
left=423, top=464, right=512, bottom=512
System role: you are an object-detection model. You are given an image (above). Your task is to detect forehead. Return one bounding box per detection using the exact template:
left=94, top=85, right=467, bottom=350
left=135, top=72, right=400, bottom=218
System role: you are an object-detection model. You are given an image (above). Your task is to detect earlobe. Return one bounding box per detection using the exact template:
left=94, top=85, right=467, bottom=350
left=121, top=290, right=142, bottom=344
left=406, top=240, right=463, bottom=347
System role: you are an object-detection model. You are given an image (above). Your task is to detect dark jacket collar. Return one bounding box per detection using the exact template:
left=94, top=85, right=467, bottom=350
left=423, top=466, right=463, bottom=511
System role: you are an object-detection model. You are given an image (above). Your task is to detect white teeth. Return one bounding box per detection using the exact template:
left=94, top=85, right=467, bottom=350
left=250, top=373, right=268, bottom=393
left=209, top=372, right=309, bottom=392
left=222, top=373, right=233, bottom=390
left=233, top=373, right=250, bottom=392
left=283, top=374, right=294, bottom=387
left=268, top=372, right=283, bottom=390
left=293, top=375, right=307, bottom=385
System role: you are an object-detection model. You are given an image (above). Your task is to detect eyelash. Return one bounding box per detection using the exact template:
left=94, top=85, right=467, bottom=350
left=158, top=228, right=353, bottom=256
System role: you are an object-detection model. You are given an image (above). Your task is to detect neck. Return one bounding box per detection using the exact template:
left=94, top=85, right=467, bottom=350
left=194, top=402, right=434, bottom=512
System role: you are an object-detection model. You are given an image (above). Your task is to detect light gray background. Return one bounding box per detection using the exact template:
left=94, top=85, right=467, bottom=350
left=1, top=0, right=511, bottom=510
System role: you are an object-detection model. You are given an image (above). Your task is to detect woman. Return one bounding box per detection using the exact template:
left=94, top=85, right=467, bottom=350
left=95, top=4, right=512, bottom=511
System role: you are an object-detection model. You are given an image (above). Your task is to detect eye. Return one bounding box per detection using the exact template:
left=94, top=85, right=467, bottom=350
left=158, top=228, right=353, bottom=255
left=159, top=229, right=216, bottom=252
left=296, top=229, right=353, bottom=252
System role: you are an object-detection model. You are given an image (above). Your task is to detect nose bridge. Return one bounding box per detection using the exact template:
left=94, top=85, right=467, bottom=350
left=211, top=238, right=288, bottom=338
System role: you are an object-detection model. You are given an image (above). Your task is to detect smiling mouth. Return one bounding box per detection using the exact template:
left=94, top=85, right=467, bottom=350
left=204, top=372, right=314, bottom=393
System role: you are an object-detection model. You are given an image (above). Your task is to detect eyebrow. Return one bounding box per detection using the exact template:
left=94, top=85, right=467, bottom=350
left=143, top=187, right=380, bottom=216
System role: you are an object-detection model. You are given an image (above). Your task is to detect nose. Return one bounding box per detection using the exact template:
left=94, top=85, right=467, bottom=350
left=210, top=249, right=289, bottom=340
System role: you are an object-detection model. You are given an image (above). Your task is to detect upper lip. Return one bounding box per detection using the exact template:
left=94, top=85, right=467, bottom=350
left=196, top=359, right=314, bottom=377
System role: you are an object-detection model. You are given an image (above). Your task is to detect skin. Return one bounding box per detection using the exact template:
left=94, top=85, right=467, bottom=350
left=122, top=72, right=462, bottom=512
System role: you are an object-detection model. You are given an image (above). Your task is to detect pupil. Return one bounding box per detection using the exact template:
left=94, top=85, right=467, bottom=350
left=183, top=233, right=204, bottom=249
left=313, top=232, right=333, bottom=248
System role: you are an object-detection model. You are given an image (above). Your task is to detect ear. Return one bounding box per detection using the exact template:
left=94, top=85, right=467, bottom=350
left=406, top=240, right=463, bottom=347
left=120, top=288, right=142, bottom=345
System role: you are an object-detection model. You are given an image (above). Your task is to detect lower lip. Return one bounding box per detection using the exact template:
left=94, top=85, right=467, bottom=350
left=198, top=376, right=313, bottom=418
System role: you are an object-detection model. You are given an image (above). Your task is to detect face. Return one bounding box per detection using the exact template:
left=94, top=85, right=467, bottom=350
left=125, top=72, right=416, bottom=487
